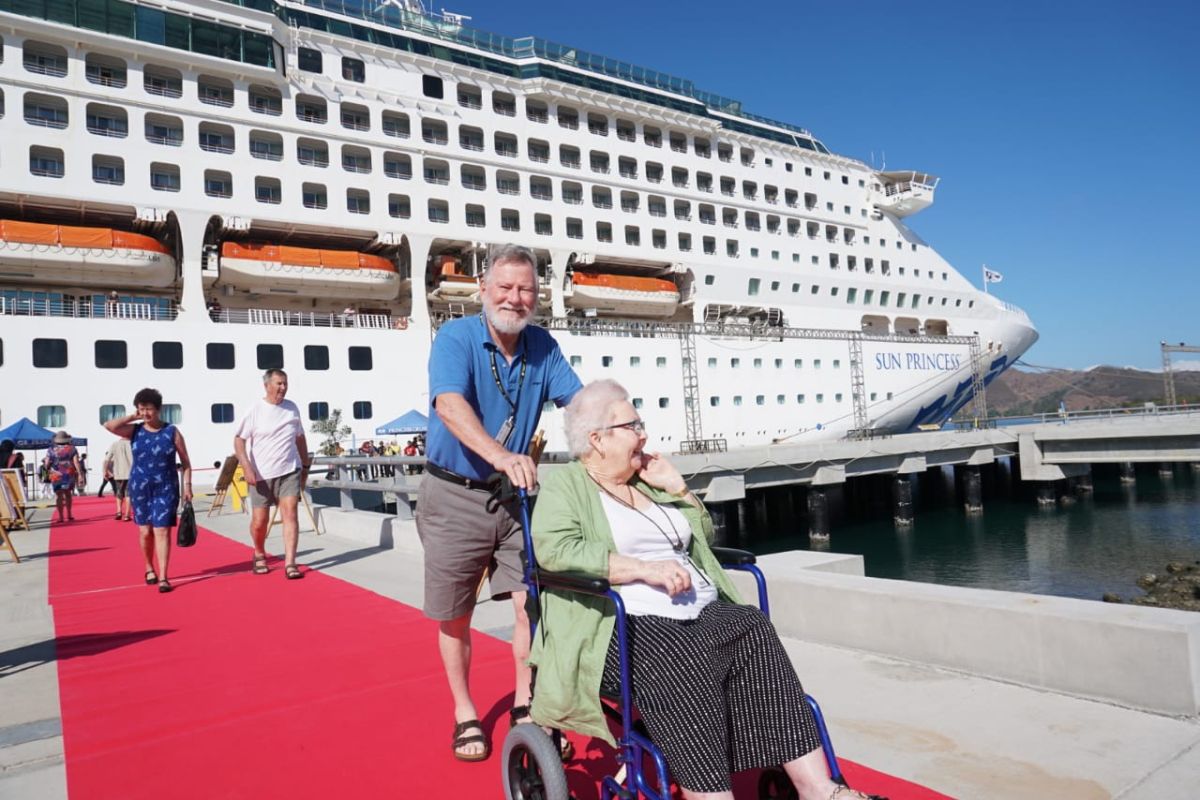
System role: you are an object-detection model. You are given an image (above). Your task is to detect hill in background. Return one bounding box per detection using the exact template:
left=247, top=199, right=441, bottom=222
left=986, top=366, right=1200, bottom=416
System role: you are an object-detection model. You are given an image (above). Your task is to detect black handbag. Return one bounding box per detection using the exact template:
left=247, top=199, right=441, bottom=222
left=176, top=501, right=198, bottom=547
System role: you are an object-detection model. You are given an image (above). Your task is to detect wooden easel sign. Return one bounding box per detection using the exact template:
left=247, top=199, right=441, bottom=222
left=0, top=469, right=30, bottom=531
left=207, top=456, right=246, bottom=517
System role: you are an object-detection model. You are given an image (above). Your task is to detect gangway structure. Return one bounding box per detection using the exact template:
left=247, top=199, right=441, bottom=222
left=1161, top=341, right=1200, bottom=407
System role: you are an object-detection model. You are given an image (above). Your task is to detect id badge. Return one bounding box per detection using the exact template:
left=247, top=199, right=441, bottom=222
left=495, top=415, right=515, bottom=447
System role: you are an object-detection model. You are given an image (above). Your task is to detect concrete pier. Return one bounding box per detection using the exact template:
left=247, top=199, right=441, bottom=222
left=892, top=474, right=914, bottom=527
left=961, top=464, right=983, bottom=514
left=807, top=487, right=830, bottom=541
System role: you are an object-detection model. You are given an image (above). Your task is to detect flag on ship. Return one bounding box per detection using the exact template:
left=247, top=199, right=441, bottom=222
left=983, top=266, right=1004, bottom=284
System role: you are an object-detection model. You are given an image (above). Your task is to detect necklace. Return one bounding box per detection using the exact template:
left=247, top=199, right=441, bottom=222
left=586, top=470, right=686, bottom=553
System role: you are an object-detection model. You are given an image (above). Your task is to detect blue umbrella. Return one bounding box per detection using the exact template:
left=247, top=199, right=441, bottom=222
left=375, top=410, right=429, bottom=436
left=0, top=417, right=87, bottom=449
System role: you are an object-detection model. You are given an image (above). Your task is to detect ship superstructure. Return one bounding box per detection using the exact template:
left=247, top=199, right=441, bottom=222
left=0, top=0, right=1037, bottom=473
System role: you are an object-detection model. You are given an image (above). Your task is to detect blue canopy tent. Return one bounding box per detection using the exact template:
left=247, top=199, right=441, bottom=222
left=0, top=417, right=87, bottom=449
left=375, top=410, right=428, bottom=436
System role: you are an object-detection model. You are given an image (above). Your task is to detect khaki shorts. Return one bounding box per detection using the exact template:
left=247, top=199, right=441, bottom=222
left=416, top=473, right=526, bottom=621
left=249, top=468, right=302, bottom=508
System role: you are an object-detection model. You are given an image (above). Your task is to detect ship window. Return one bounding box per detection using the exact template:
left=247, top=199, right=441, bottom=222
left=730, top=358, right=740, bottom=368
left=30, top=146, right=65, bottom=178
left=304, top=345, right=329, bottom=371
left=632, top=398, right=643, bottom=410
left=160, top=404, right=182, bottom=424
left=733, top=396, right=743, bottom=406
left=659, top=398, right=670, bottom=408
left=32, top=338, right=68, bottom=368
left=388, top=194, right=411, bottom=219
left=249, top=85, right=282, bottom=116
left=601, top=356, right=614, bottom=368
left=255, top=177, right=281, bottom=205
left=153, top=341, right=183, bottom=369
left=747, top=278, right=760, bottom=296
left=88, top=104, right=128, bottom=139
left=92, top=155, right=124, bottom=186
left=298, top=47, right=323, bottom=73
left=352, top=401, right=373, bottom=420
left=94, top=340, right=127, bottom=369
left=814, top=359, right=822, bottom=369
left=99, top=405, right=126, bottom=424
left=382, top=111, right=410, bottom=138
left=710, top=397, right=720, bottom=407
left=792, top=282, right=800, bottom=291
left=85, top=54, right=127, bottom=88
left=143, top=65, right=183, bottom=98
left=198, top=75, right=234, bottom=108
left=256, top=344, right=283, bottom=370
left=348, top=346, right=373, bottom=371
left=428, top=199, right=450, bottom=223
left=308, top=402, right=329, bottom=422
left=302, top=183, right=326, bottom=209
left=24, top=41, right=67, bottom=77
left=199, top=123, right=234, bottom=154
left=207, top=343, right=235, bottom=369
left=211, top=404, right=235, bottom=424
left=816, top=394, right=824, bottom=403
left=38, top=406, right=66, bottom=427
left=796, top=394, right=805, bottom=404
left=204, top=170, right=233, bottom=199
left=347, top=189, right=370, bottom=215
left=422, top=75, right=444, bottom=99
left=297, top=139, right=329, bottom=167
left=846, top=288, right=857, bottom=304
left=295, top=95, right=327, bottom=124
left=630, top=357, right=641, bottom=367
left=342, top=57, right=365, bottom=82
left=570, top=355, right=582, bottom=367
left=756, top=396, right=765, bottom=406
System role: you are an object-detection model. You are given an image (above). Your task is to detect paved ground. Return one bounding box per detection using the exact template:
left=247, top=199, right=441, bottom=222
left=2, top=497, right=1198, bottom=799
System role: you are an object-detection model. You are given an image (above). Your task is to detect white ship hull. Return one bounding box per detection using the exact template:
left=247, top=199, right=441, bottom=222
left=0, top=1, right=1038, bottom=485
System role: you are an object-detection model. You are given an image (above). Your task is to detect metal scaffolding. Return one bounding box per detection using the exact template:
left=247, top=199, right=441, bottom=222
left=1161, top=341, right=1200, bottom=407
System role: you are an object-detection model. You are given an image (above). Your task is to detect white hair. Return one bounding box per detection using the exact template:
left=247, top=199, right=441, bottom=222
left=564, top=379, right=630, bottom=458
left=482, top=243, right=536, bottom=278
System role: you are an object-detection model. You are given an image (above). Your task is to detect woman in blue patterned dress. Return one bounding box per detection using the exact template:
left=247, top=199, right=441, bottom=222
left=43, top=431, right=82, bottom=523
left=105, top=388, right=193, bottom=593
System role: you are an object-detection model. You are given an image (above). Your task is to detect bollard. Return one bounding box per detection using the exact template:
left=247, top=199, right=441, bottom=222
left=1036, top=482, right=1057, bottom=507
left=962, top=465, right=983, bottom=514
left=1119, top=462, right=1136, bottom=484
left=893, top=474, right=914, bottom=527
left=807, top=487, right=830, bottom=542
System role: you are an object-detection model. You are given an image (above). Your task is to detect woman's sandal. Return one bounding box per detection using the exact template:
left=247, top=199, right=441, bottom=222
left=284, top=564, right=304, bottom=580
left=158, top=580, right=173, bottom=594
left=451, top=719, right=490, bottom=762
left=144, top=570, right=159, bottom=585
left=252, top=556, right=270, bottom=575
left=509, top=705, right=574, bottom=761
left=830, top=786, right=885, bottom=800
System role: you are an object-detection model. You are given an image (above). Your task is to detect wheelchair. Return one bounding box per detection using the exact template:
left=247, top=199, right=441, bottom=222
left=501, top=489, right=862, bottom=800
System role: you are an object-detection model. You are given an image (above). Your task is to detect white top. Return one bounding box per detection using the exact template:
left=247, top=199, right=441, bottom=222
left=104, top=439, right=133, bottom=480
left=599, top=492, right=718, bottom=620
left=234, top=398, right=303, bottom=480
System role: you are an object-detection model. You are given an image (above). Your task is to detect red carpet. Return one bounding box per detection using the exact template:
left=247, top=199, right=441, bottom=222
left=49, top=497, right=950, bottom=799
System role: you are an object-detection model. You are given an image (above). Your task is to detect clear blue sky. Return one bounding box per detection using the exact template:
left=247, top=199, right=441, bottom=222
left=464, top=0, right=1199, bottom=370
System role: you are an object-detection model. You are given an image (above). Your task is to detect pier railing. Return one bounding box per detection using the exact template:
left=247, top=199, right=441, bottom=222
left=967, top=402, right=1200, bottom=429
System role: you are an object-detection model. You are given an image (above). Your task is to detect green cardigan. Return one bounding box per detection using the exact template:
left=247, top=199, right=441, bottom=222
left=527, top=460, right=742, bottom=745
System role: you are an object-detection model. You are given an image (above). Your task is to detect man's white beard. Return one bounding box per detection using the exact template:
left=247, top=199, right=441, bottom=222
left=484, top=301, right=532, bottom=335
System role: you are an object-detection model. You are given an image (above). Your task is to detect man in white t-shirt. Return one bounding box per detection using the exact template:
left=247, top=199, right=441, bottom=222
left=234, top=369, right=311, bottom=580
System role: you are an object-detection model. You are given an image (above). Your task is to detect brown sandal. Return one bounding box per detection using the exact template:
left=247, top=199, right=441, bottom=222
left=452, top=719, right=490, bottom=762
left=252, top=556, right=270, bottom=575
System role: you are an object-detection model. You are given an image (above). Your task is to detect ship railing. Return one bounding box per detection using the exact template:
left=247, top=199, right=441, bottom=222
left=956, top=402, right=1200, bottom=430
left=0, top=296, right=179, bottom=321
left=209, top=308, right=400, bottom=330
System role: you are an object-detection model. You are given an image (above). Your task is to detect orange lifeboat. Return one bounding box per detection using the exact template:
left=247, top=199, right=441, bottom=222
left=567, top=271, right=680, bottom=318
left=0, top=220, right=174, bottom=288
left=428, top=254, right=480, bottom=301
left=218, top=242, right=399, bottom=300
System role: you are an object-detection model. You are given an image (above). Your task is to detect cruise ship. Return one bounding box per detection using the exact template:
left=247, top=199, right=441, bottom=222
left=0, top=0, right=1038, bottom=477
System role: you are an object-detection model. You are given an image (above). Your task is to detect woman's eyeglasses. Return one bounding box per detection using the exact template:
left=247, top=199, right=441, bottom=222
left=598, top=418, right=646, bottom=435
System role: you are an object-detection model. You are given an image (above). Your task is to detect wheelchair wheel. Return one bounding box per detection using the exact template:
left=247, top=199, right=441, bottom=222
left=502, top=723, right=569, bottom=800
left=757, top=767, right=798, bottom=800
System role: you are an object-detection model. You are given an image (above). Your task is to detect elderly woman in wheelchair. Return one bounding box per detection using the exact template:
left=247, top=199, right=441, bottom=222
left=519, top=379, right=876, bottom=800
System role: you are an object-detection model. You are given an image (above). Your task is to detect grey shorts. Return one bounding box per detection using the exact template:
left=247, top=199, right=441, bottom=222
left=113, top=479, right=129, bottom=499
left=416, top=473, right=525, bottom=621
left=249, top=469, right=301, bottom=508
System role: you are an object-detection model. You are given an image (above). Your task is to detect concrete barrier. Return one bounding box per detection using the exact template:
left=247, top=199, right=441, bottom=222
left=314, top=506, right=1200, bottom=717
left=733, top=557, right=1200, bottom=717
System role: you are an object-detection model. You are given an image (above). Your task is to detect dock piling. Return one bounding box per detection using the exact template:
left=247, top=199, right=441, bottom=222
left=962, top=465, right=983, bottom=514
left=807, top=488, right=830, bottom=542
left=893, top=474, right=914, bottom=527
left=1119, top=462, right=1136, bottom=484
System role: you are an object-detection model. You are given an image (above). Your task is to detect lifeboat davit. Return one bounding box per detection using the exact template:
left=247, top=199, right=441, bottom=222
left=219, top=242, right=399, bottom=300
left=567, top=271, right=679, bottom=318
left=0, top=220, right=175, bottom=288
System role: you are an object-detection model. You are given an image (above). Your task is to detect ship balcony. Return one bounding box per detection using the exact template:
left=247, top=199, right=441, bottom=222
left=873, top=171, right=939, bottom=217
left=210, top=308, right=402, bottom=330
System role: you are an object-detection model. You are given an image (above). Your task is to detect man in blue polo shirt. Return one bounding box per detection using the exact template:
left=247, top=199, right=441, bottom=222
left=419, top=243, right=581, bottom=762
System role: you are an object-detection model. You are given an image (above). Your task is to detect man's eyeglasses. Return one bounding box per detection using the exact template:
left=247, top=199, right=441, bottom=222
left=598, top=418, right=646, bottom=435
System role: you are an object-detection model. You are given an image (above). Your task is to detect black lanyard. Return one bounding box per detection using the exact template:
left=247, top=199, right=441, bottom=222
left=488, top=347, right=527, bottom=413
